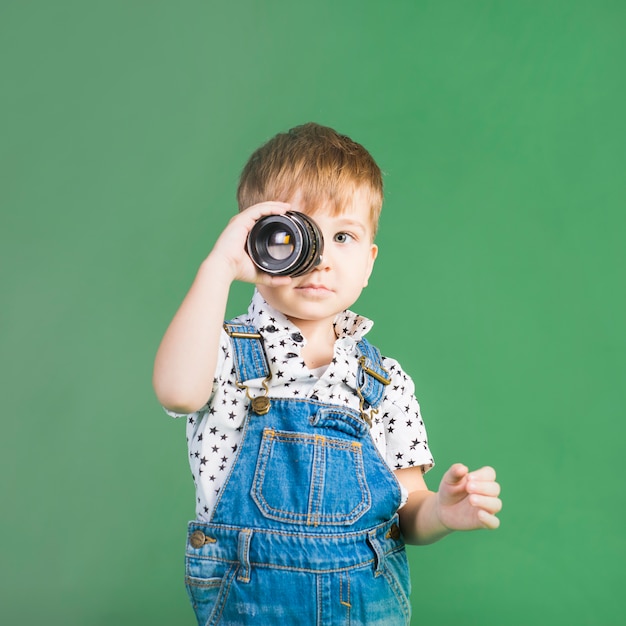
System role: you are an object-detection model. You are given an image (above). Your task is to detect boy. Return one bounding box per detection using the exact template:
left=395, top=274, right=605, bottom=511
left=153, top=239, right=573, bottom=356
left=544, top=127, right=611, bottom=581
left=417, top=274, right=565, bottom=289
left=153, top=123, right=502, bottom=625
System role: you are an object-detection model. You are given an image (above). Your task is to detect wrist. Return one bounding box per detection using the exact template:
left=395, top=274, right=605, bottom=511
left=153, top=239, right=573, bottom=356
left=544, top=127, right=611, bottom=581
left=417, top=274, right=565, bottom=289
left=433, top=494, right=455, bottom=536
left=400, top=490, right=454, bottom=545
left=200, top=250, right=239, bottom=285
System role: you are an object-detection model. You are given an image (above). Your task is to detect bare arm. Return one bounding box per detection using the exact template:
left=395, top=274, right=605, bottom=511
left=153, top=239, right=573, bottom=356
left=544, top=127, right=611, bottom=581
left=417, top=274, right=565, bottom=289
left=152, top=201, right=291, bottom=413
left=394, top=464, right=502, bottom=545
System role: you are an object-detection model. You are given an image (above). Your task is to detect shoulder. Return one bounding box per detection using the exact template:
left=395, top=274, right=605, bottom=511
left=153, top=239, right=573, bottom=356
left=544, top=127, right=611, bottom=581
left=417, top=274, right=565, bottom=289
left=380, top=354, right=415, bottom=385
left=380, top=354, right=419, bottom=404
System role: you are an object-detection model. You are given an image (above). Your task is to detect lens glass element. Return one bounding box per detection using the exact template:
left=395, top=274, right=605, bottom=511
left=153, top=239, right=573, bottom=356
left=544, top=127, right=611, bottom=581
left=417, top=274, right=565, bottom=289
left=266, top=230, right=294, bottom=260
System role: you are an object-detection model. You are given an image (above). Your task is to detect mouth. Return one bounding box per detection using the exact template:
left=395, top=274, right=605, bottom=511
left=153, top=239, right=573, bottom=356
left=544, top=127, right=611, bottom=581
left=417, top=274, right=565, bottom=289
left=295, top=283, right=333, bottom=294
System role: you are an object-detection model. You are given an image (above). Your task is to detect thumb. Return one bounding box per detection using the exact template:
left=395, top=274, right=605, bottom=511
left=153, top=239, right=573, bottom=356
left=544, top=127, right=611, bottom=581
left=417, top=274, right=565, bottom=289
left=443, top=463, right=469, bottom=486
left=256, top=274, right=293, bottom=288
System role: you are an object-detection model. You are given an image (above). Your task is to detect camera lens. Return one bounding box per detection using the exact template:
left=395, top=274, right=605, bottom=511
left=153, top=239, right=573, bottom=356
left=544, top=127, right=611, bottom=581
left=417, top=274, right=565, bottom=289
left=247, top=211, right=323, bottom=277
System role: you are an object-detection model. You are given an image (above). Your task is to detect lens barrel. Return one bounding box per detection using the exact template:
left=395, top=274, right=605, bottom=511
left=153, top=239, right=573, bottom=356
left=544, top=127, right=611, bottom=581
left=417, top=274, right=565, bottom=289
left=246, top=211, right=324, bottom=277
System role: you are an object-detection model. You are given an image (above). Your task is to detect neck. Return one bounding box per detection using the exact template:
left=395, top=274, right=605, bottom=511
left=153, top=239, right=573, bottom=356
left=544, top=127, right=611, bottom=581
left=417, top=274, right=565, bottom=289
left=288, top=316, right=337, bottom=369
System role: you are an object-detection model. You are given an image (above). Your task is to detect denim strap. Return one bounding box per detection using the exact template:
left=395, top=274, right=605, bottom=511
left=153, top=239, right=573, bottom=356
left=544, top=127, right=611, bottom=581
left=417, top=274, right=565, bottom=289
left=356, top=338, right=390, bottom=409
left=237, top=529, right=253, bottom=583
left=225, top=324, right=387, bottom=408
left=366, top=530, right=386, bottom=576
left=224, top=323, right=270, bottom=384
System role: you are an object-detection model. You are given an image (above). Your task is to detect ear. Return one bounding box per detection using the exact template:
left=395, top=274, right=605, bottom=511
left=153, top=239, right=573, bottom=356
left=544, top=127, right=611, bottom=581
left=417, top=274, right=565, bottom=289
left=363, top=243, right=378, bottom=287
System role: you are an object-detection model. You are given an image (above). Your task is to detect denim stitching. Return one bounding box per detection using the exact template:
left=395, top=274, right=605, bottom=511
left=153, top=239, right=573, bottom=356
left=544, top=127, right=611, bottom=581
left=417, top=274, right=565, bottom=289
left=339, top=572, right=351, bottom=608
left=204, top=563, right=238, bottom=626
left=316, top=574, right=323, bottom=626
left=251, top=429, right=371, bottom=525
left=185, top=554, right=377, bottom=575
left=356, top=338, right=388, bottom=408
left=184, top=521, right=404, bottom=573
left=188, top=514, right=400, bottom=542
left=366, top=531, right=385, bottom=577
left=236, top=529, right=252, bottom=583
left=308, top=434, right=326, bottom=527
left=381, top=561, right=411, bottom=624
left=226, top=324, right=270, bottom=383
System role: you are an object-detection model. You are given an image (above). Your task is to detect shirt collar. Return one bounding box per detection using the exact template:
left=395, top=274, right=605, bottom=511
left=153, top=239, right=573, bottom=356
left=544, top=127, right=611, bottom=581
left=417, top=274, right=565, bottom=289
left=246, top=289, right=374, bottom=344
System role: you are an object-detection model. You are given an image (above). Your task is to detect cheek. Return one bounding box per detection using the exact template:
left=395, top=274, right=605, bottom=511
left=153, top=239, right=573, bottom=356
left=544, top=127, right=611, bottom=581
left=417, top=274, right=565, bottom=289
left=347, top=262, right=372, bottom=290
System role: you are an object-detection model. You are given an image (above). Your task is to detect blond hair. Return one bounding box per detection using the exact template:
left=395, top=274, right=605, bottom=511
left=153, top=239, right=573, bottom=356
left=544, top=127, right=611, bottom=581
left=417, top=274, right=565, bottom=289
left=237, top=123, right=383, bottom=236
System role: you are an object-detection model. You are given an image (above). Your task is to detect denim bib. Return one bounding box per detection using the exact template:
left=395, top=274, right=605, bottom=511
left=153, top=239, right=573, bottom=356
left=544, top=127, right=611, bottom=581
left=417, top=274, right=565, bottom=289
left=184, top=324, right=411, bottom=625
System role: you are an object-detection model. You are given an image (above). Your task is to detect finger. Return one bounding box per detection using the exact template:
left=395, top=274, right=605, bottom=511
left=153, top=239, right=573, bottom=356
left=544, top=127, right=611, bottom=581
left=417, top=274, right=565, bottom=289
left=444, top=463, right=469, bottom=485
left=440, top=464, right=470, bottom=496
left=255, top=274, right=293, bottom=287
left=467, top=466, right=497, bottom=482
left=227, top=201, right=291, bottom=231
left=219, top=202, right=293, bottom=264
left=477, top=509, right=501, bottom=530
left=468, top=494, right=503, bottom=515
left=467, top=479, right=501, bottom=498
left=241, top=201, right=292, bottom=219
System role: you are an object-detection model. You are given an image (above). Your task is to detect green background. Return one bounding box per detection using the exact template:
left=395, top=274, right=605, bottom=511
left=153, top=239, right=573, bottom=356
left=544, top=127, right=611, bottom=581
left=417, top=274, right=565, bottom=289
left=2, top=1, right=624, bottom=624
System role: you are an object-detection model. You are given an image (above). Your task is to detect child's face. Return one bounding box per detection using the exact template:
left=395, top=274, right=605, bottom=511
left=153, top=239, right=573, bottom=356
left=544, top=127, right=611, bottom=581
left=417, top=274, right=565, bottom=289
left=257, top=188, right=378, bottom=335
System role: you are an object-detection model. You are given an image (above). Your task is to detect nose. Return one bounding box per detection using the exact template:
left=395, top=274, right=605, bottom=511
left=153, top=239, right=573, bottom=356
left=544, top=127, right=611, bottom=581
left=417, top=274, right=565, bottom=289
left=312, top=250, right=331, bottom=272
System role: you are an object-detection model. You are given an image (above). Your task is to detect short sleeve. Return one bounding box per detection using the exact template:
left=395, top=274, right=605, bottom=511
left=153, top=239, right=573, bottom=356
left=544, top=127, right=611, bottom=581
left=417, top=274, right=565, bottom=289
left=380, top=357, right=434, bottom=473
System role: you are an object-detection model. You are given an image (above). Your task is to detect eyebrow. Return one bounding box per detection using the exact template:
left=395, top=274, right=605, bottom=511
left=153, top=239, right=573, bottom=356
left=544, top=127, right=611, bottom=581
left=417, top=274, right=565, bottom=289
left=334, top=218, right=368, bottom=233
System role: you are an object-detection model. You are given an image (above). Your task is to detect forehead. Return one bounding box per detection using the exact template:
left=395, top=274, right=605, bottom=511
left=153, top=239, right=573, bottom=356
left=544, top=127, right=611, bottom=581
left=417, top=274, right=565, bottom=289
left=290, top=187, right=377, bottom=236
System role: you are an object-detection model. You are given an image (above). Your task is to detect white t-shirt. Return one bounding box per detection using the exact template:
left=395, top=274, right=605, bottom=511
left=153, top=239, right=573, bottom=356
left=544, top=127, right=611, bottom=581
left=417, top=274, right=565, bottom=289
left=167, top=290, right=434, bottom=521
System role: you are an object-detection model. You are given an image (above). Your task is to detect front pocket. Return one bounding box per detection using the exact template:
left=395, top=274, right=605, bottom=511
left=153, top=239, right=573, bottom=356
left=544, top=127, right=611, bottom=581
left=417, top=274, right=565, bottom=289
left=185, top=561, right=237, bottom=626
left=381, top=549, right=411, bottom=623
left=251, top=428, right=371, bottom=526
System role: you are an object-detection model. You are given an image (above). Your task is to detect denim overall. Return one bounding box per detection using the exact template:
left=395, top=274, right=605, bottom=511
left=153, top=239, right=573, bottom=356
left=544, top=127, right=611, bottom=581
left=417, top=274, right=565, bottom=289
left=185, top=323, right=411, bottom=625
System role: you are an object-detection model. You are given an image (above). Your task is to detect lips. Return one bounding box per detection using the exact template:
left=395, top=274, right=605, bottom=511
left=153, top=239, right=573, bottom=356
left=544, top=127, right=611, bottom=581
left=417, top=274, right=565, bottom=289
left=297, top=282, right=331, bottom=290
left=295, top=283, right=333, bottom=294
